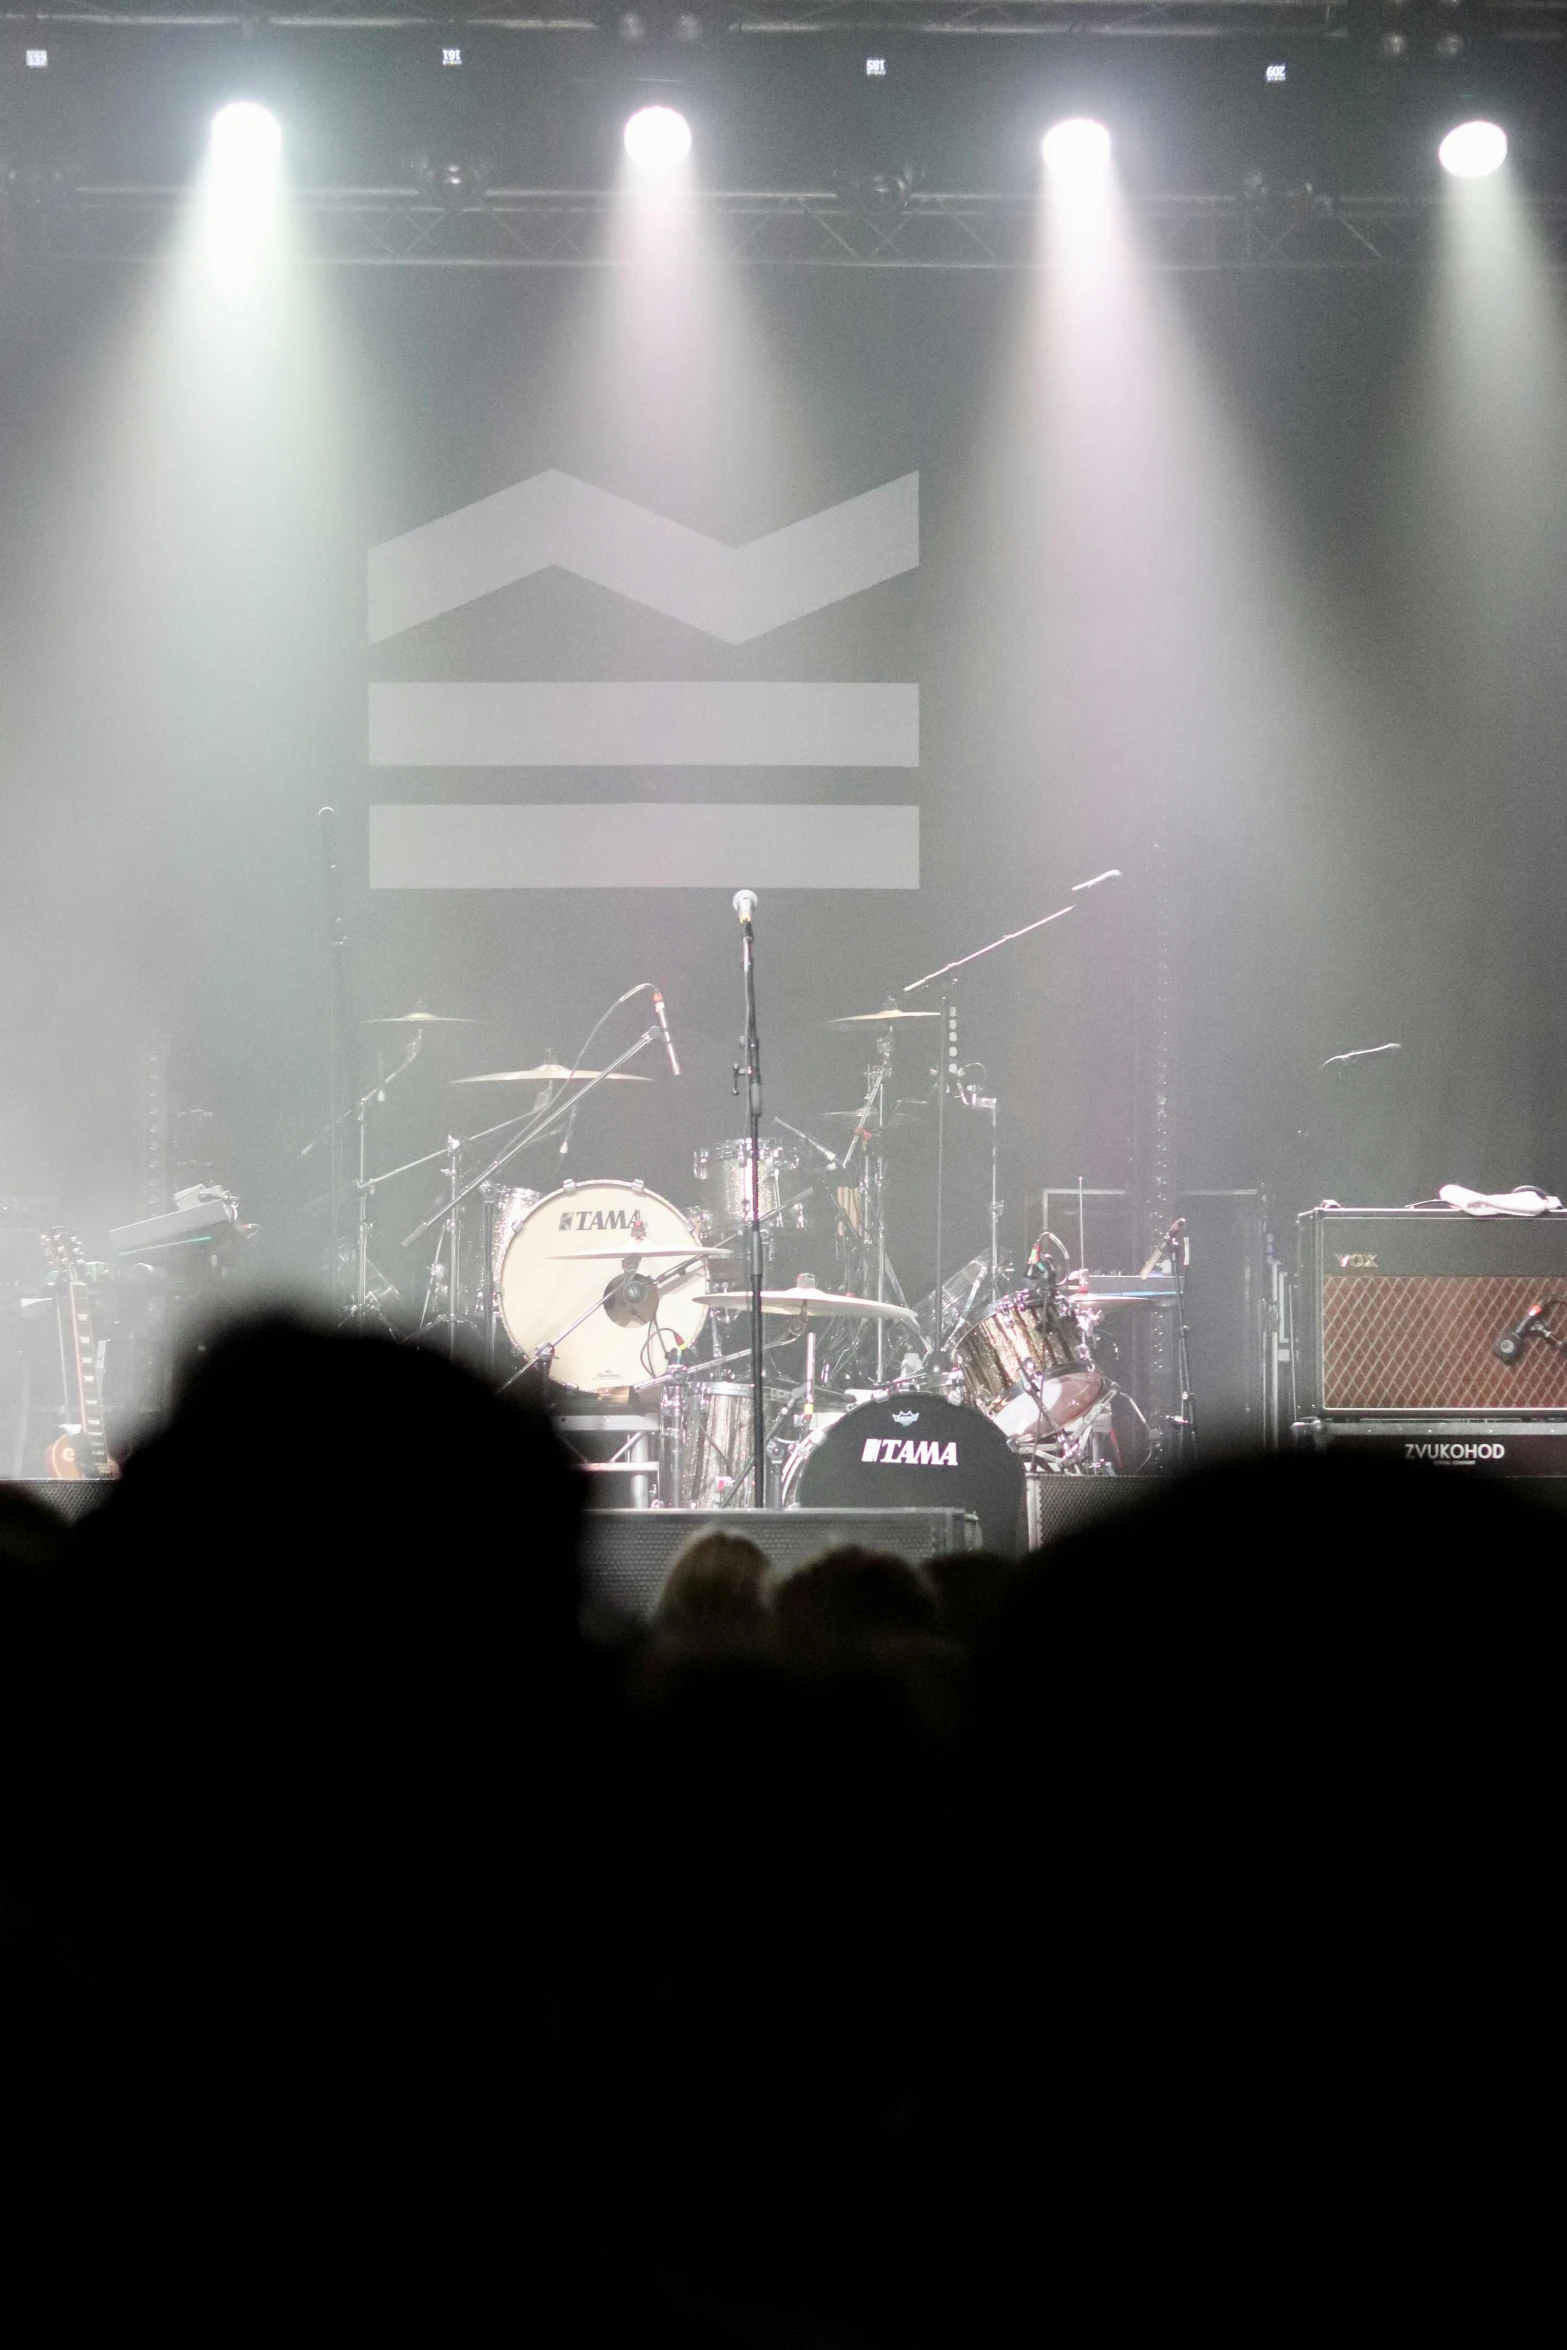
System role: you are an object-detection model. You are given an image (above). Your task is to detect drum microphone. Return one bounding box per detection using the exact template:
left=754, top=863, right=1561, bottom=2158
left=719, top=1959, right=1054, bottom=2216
left=1495, top=1302, right=1549, bottom=1364
left=653, top=989, right=681, bottom=1078
left=733, top=890, right=758, bottom=928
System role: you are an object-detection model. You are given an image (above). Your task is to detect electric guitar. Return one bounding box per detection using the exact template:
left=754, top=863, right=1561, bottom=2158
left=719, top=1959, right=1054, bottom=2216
left=41, top=1228, right=118, bottom=1482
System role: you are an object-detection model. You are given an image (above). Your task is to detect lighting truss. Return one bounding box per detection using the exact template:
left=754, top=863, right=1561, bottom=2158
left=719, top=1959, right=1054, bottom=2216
left=7, top=183, right=1567, bottom=269
left=3, top=0, right=1564, bottom=29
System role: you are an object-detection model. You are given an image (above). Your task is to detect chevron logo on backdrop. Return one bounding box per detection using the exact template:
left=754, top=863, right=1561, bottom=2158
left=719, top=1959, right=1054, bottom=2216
left=367, top=470, right=920, bottom=890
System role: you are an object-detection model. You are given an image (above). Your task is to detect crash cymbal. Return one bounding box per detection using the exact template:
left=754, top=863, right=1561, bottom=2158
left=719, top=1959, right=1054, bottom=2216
left=548, top=1245, right=734, bottom=1260
left=826, top=1007, right=939, bottom=1027
left=367, top=1009, right=476, bottom=1026
left=452, top=1064, right=653, bottom=1085
left=697, top=1283, right=919, bottom=1327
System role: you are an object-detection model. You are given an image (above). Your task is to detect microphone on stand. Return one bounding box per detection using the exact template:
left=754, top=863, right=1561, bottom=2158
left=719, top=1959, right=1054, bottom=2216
left=653, top=989, right=681, bottom=1078
left=1495, top=1303, right=1549, bottom=1364
left=733, top=889, right=757, bottom=928
left=558, top=1104, right=577, bottom=1158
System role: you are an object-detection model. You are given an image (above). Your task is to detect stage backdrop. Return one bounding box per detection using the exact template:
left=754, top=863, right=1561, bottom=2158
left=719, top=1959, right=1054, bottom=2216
left=2, top=236, right=1564, bottom=1306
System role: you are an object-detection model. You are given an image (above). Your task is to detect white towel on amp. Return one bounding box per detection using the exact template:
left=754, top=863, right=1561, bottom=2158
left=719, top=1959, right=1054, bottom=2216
left=1438, top=1183, right=1564, bottom=1217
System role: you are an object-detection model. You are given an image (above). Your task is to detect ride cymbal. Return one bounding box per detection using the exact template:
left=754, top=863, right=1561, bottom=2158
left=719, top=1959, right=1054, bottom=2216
left=826, top=1007, right=939, bottom=1027
left=366, top=1009, right=476, bottom=1025
left=697, top=1284, right=919, bottom=1326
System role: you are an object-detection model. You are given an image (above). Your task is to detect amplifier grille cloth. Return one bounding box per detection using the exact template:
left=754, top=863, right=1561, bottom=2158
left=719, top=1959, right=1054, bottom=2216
left=1323, top=1275, right=1567, bottom=1411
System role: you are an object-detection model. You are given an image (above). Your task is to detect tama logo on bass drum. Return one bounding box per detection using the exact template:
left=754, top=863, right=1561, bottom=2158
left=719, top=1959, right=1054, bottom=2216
left=862, top=1436, right=959, bottom=1466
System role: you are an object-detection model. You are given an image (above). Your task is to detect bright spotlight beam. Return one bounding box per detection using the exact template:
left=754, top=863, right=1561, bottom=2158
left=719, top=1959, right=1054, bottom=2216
left=623, top=105, right=692, bottom=171
left=1042, top=117, right=1112, bottom=181
left=1438, top=121, right=1508, bottom=181
left=210, top=101, right=282, bottom=177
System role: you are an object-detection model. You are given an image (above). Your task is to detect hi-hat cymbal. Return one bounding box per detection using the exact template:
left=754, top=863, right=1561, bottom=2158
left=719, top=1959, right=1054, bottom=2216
left=826, top=1007, right=939, bottom=1027
left=367, top=1009, right=476, bottom=1026
left=452, top=1064, right=652, bottom=1085
left=697, top=1283, right=919, bottom=1327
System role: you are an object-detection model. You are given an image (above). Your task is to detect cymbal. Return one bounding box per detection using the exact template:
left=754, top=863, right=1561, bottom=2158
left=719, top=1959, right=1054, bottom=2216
left=826, top=1007, right=939, bottom=1026
left=452, top=1064, right=653, bottom=1085
left=697, top=1283, right=919, bottom=1327
left=367, top=1010, right=476, bottom=1026
left=548, top=1245, right=734, bottom=1260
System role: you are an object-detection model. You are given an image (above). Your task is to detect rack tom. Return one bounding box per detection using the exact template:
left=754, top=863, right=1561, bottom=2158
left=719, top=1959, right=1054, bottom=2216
left=955, top=1284, right=1106, bottom=1441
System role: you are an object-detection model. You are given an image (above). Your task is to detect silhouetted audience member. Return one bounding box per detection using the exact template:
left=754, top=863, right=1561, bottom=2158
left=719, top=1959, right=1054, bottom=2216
left=3, top=1318, right=585, bottom=2330
left=650, top=1526, right=771, bottom=1650
left=922, top=1545, right=1017, bottom=1647
left=771, top=1544, right=939, bottom=1659
left=927, top=1452, right=1562, bottom=2339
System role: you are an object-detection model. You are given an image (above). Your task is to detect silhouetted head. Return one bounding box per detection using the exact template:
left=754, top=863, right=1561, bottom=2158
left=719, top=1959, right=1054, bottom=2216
left=653, top=1527, right=771, bottom=1647
left=771, top=1545, right=940, bottom=1662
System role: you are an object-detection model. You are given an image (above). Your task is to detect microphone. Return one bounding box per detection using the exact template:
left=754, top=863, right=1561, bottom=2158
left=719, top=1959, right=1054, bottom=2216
left=1071, top=868, right=1123, bottom=894
left=558, top=1104, right=577, bottom=1158
left=733, top=889, right=757, bottom=928
left=1495, top=1303, right=1548, bottom=1365
left=653, top=989, right=681, bottom=1078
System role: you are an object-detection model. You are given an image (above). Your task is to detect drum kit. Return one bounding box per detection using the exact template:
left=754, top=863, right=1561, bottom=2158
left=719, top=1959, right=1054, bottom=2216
left=334, top=931, right=1181, bottom=1550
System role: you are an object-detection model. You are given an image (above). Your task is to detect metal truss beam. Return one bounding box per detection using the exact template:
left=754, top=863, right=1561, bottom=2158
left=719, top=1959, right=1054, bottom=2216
left=8, top=183, right=1567, bottom=269
left=2, top=0, right=1564, bottom=34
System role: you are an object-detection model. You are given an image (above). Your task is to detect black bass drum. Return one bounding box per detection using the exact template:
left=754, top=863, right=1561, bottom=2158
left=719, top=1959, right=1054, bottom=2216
left=785, top=1393, right=1025, bottom=1555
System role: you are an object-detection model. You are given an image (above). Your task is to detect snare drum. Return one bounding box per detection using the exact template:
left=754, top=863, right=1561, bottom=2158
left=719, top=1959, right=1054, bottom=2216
left=955, top=1284, right=1106, bottom=1441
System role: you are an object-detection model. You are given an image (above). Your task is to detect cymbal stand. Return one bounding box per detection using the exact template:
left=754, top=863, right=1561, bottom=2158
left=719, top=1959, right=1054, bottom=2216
left=732, top=894, right=767, bottom=1509
left=346, top=1034, right=425, bottom=1325
left=418, top=1136, right=462, bottom=1357
left=402, top=1024, right=663, bottom=1251
left=838, top=1035, right=895, bottom=1380
left=905, top=898, right=1081, bottom=1362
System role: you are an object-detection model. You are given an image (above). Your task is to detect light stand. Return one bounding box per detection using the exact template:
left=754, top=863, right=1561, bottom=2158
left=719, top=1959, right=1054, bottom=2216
left=731, top=890, right=767, bottom=1506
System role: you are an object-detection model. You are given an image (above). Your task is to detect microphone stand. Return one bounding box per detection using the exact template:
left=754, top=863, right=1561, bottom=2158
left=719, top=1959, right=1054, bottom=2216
left=903, top=877, right=1119, bottom=1362
left=400, top=1025, right=661, bottom=1250
left=733, top=897, right=767, bottom=1507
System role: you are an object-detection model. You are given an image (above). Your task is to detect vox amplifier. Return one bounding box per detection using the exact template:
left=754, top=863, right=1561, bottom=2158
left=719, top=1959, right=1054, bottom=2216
left=1297, top=1207, right=1567, bottom=1418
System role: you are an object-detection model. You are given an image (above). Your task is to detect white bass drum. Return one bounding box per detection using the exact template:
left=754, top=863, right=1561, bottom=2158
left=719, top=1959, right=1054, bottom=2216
left=498, top=1180, right=709, bottom=1396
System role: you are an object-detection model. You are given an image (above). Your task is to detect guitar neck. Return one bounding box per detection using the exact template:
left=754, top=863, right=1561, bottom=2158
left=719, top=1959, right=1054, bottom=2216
left=63, top=1274, right=111, bottom=1478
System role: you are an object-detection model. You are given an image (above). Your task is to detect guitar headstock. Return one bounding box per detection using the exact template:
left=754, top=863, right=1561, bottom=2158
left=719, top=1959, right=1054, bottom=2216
left=40, top=1226, right=86, bottom=1279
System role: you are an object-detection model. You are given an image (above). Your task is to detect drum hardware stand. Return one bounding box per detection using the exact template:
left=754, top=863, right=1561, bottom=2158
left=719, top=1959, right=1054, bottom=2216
left=401, top=1021, right=663, bottom=1280
left=319, top=806, right=351, bottom=1310
left=903, top=876, right=1122, bottom=1361
left=834, top=1038, right=899, bottom=1381
left=731, top=889, right=767, bottom=1509
left=340, top=1037, right=436, bottom=1328
left=418, top=1136, right=463, bottom=1357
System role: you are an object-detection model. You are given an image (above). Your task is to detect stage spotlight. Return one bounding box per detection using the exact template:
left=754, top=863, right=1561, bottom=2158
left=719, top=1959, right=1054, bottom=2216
left=1438, top=120, right=1508, bottom=179
left=209, top=102, right=281, bottom=179
left=1042, top=118, right=1112, bottom=180
left=623, top=105, right=691, bottom=170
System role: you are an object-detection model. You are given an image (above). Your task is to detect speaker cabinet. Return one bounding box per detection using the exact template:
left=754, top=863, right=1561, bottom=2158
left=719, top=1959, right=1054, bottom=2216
left=1298, top=1208, right=1567, bottom=1417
